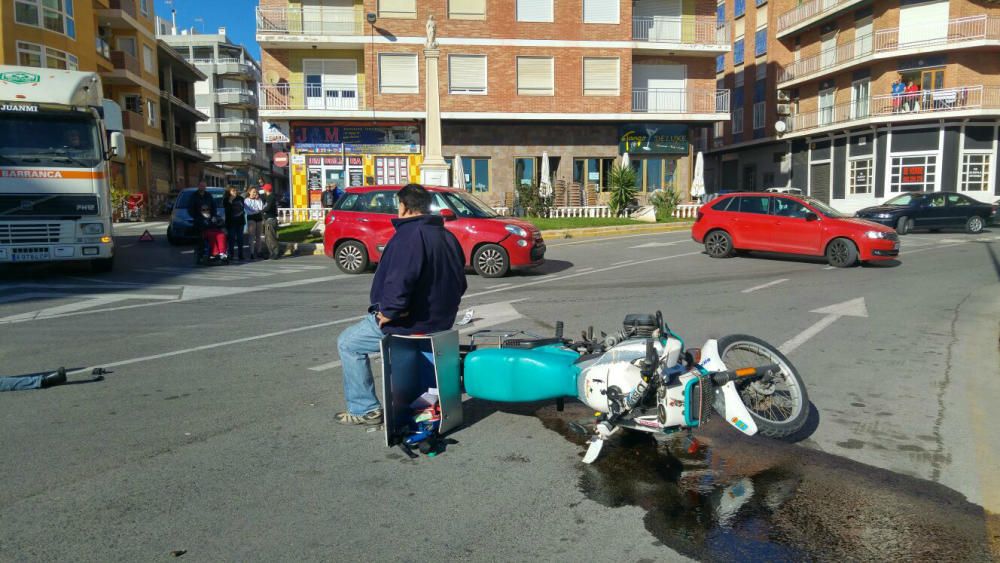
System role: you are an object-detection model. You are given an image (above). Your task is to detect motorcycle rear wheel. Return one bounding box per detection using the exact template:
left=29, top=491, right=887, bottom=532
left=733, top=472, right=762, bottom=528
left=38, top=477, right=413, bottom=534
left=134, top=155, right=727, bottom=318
left=716, top=334, right=809, bottom=439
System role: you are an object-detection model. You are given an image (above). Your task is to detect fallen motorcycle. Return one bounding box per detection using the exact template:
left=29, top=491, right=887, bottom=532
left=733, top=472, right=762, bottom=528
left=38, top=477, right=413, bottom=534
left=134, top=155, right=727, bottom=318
left=461, top=312, right=810, bottom=463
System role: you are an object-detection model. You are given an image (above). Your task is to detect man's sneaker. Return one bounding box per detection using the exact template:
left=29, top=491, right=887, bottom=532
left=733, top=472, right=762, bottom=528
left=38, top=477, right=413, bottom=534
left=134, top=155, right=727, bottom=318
left=335, top=409, right=383, bottom=426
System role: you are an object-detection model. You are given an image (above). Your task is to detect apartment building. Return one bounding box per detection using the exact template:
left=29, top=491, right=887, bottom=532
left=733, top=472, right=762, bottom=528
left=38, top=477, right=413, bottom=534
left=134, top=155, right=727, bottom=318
left=256, top=0, right=730, bottom=209
left=709, top=0, right=1000, bottom=212
left=1, top=0, right=165, bottom=199
left=154, top=41, right=213, bottom=194
left=159, top=24, right=269, bottom=190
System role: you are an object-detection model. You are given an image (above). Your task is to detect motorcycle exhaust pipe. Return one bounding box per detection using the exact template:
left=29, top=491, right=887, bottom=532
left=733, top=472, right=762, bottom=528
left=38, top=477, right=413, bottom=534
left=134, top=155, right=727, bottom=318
left=711, top=364, right=781, bottom=386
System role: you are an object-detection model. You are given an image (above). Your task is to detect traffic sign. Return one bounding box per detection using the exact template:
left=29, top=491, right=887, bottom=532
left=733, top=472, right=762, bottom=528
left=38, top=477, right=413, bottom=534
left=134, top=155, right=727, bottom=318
left=273, top=152, right=289, bottom=167
left=139, top=230, right=154, bottom=242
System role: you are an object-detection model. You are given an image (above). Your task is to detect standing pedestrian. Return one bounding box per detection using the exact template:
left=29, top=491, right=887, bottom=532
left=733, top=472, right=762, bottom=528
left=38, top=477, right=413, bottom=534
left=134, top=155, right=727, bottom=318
left=334, top=184, right=468, bottom=426
left=224, top=187, right=246, bottom=260
left=243, top=187, right=264, bottom=260
left=321, top=182, right=340, bottom=209
left=260, top=182, right=281, bottom=260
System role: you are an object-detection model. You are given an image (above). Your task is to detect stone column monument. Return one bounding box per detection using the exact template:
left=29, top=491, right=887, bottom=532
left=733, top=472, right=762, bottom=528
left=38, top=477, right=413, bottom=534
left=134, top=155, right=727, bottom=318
left=420, top=15, right=450, bottom=186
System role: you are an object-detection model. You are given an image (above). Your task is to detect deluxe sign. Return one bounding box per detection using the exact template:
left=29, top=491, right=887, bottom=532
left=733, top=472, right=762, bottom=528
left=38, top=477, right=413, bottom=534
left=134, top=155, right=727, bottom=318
left=618, top=124, right=689, bottom=155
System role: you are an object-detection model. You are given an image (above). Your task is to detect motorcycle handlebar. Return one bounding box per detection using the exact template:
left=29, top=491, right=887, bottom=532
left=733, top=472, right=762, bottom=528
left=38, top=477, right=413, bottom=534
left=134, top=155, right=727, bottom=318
left=710, top=364, right=781, bottom=386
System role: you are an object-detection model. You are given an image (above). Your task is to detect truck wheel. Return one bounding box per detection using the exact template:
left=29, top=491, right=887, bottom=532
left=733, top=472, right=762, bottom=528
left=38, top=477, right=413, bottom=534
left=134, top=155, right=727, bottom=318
left=91, top=257, right=114, bottom=273
left=473, top=244, right=509, bottom=278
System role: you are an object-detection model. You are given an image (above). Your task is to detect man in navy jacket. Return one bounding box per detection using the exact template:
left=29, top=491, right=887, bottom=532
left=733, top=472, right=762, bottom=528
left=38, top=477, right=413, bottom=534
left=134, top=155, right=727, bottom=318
left=335, top=184, right=467, bottom=425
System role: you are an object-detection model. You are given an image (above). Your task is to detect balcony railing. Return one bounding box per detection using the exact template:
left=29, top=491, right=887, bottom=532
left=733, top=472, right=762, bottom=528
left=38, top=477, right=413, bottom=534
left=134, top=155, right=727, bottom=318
left=197, top=118, right=258, bottom=135
left=259, top=83, right=363, bottom=111
left=632, top=16, right=729, bottom=45
left=110, top=50, right=140, bottom=74
left=632, top=88, right=730, bottom=114
left=210, top=148, right=257, bottom=163
left=778, top=16, right=1000, bottom=84
left=109, top=0, right=137, bottom=19
left=256, top=6, right=364, bottom=36
left=788, top=86, right=1000, bottom=134
left=776, top=0, right=863, bottom=35
left=96, top=37, right=111, bottom=60
left=216, top=88, right=257, bottom=106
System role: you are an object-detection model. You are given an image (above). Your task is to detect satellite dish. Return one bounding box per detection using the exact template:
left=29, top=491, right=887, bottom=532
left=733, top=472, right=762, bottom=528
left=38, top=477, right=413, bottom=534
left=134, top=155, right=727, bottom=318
left=774, top=120, right=787, bottom=134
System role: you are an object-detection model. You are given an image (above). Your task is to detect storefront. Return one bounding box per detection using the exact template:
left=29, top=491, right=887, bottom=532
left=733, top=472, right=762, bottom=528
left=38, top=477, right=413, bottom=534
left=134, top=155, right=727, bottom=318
left=618, top=123, right=690, bottom=193
left=288, top=122, right=423, bottom=209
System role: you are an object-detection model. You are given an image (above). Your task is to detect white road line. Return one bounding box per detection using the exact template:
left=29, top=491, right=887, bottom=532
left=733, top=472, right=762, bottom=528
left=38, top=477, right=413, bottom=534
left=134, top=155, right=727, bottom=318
left=823, top=266, right=836, bottom=270
left=0, top=293, right=178, bottom=323
left=741, top=278, right=789, bottom=294
left=576, top=267, right=595, bottom=273
left=779, top=315, right=841, bottom=355
left=612, top=260, right=634, bottom=266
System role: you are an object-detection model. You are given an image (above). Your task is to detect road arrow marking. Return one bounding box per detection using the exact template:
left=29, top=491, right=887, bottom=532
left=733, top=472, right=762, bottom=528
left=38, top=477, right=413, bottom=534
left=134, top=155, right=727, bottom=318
left=779, top=297, right=869, bottom=355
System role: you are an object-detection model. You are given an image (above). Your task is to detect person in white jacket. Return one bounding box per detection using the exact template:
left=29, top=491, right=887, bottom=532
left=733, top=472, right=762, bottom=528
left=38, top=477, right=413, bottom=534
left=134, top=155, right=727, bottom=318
left=243, top=187, right=265, bottom=260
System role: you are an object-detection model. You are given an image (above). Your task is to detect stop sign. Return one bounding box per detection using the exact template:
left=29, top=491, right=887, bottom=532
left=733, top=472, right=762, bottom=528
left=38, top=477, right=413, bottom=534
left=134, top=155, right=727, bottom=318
left=273, top=152, right=289, bottom=167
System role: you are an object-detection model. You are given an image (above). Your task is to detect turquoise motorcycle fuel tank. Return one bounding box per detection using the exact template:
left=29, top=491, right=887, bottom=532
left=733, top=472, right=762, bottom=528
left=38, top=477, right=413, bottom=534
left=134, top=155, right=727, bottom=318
left=463, top=344, right=580, bottom=402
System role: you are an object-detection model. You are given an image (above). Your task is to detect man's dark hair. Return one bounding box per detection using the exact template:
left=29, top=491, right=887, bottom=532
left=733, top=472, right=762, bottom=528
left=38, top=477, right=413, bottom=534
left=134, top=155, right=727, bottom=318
left=398, top=183, right=431, bottom=214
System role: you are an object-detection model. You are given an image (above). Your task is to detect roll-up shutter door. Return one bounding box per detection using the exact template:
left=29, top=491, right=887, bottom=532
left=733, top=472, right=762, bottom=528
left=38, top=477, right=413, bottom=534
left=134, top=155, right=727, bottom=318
left=517, top=57, right=554, bottom=95
left=810, top=163, right=831, bottom=202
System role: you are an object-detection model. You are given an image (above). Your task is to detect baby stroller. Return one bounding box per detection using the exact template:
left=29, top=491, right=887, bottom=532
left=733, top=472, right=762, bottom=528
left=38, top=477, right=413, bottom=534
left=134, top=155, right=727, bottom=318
left=194, top=206, right=229, bottom=266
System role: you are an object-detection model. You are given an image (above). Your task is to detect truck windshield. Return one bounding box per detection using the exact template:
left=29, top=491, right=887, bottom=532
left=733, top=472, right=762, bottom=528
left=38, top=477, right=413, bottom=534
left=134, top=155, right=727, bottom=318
left=0, top=112, right=101, bottom=168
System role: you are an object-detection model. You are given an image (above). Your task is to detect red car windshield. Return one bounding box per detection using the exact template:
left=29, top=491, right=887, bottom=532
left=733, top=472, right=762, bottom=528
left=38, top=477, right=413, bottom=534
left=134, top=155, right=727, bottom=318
left=802, top=197, right=845, bottom=218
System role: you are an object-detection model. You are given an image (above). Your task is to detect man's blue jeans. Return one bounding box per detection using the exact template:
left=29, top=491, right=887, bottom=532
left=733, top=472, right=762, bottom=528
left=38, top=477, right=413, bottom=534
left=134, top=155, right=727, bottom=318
left=0, top=375, right=42, bottom=392
left=337, top=314, right=384, bottom=416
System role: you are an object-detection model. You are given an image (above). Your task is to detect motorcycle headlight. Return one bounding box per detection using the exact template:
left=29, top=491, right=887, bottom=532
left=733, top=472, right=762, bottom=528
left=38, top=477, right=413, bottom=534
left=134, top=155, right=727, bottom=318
left=864, top=230, right=892, bottom=239
left=505, top=224, right=528, bottom=238
left=80, top=223, right=104, bottom=235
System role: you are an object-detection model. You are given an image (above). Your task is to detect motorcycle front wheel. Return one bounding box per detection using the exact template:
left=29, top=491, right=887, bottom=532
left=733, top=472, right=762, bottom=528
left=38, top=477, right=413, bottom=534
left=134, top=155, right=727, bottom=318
left=716, top=334, right=809, bottom=439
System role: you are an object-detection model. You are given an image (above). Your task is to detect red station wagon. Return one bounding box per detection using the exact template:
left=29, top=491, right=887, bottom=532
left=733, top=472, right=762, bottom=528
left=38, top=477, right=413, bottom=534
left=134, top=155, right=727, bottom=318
left=692, top=193, right=899, bottom=267
left=323, top=186, right=545, bottom=277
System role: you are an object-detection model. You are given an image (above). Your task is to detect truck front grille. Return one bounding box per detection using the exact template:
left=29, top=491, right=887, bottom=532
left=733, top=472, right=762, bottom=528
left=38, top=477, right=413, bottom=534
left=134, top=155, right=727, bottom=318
left=0, top=223, right=63, bottom=244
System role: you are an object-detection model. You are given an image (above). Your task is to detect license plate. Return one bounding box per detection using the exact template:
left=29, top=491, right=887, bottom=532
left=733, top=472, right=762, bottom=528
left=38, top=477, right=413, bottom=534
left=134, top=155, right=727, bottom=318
left=12, top=252, right=50, bottom=262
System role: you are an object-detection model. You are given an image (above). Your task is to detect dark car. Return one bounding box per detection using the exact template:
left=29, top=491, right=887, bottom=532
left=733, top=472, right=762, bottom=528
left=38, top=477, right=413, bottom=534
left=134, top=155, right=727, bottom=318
left=855, top=192, right=995, bottom=235
left=166, top=187, right=226, bottom=245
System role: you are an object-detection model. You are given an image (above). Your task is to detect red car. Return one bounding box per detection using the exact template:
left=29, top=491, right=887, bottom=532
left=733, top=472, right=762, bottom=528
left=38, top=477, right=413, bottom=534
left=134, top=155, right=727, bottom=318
left=692, top=193, right=899, bottom=267
left=323, top=186, right=545, bottom=277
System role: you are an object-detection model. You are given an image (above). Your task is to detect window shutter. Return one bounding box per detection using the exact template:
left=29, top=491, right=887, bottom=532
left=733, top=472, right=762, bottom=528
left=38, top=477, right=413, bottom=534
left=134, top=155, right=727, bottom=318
left=583, top=0, right=619, bottom=23
left=379, top=54, right=418, bottom=94
left=378, top=0, right=415, bottom=17
left=449, top=55, right=487, bottom=93
left=583, top=58, right=619, bottom=96
left=516, top=0, right=553, bottom=22
left=450, top=0, right=486, bottom=18
left=517, top=57, right=553, bottom=96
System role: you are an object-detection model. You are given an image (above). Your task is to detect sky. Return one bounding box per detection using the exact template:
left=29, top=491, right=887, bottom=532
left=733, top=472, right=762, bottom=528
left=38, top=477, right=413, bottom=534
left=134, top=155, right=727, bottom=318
left=154, top=0, right=261, bottom=60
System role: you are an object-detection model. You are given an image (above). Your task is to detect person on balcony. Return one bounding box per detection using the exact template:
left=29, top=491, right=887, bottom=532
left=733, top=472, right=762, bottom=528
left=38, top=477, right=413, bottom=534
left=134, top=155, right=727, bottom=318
left=904, top=79, right=920, bottom=112
left=891, top=76, right=905, bottom=113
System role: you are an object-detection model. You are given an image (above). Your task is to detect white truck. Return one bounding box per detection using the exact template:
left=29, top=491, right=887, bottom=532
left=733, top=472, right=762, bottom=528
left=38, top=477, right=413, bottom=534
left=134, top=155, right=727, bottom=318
left=0, top=65, right=126, bottom=272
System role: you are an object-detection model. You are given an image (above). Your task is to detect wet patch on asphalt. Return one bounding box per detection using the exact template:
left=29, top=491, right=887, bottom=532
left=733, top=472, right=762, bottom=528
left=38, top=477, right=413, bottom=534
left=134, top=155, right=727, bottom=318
left=534, top=402, right=999, bottom=562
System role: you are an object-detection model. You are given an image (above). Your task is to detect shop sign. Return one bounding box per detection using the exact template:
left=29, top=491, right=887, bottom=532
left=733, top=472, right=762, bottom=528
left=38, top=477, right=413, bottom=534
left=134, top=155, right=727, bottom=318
left=263, top=121, right=290, bottom=144
left=967, top=164, right=983, bottom=182
left=902, top=166, right=925, bottom=183
left=292, top=124, right=420, bottom=154
left=305, top=156, right=363, bottom=166
left=619, top=124, right=688, bottom=155
left=291, top=154, right=306, bottom=165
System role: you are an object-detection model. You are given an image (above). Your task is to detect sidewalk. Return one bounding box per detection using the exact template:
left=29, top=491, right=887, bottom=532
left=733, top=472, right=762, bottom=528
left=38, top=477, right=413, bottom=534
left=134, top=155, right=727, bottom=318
left=288, top=222, right=694, bottom=256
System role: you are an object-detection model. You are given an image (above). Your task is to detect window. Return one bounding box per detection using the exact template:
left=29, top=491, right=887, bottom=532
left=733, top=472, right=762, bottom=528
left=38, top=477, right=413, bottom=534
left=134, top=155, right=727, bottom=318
left=124, top=94, right=143, bottom=114
left=118, top=37, right=137, bottom=57
left=146, top=99, right=157, bottom=127
left=712, top=197, right=735, bottom=211
left=757, top=0, right=767, bottom=6
left=516, top=57, right=554, bottom=96
left=753, top=101, right=765, bottom=130
left=848, top=158, right=872, bottom=195
left=143, top=44, right=154, bottom=74
left=140, top=0, right=149, bottom=16
left=378, top=53, right=418, bottom=94
left=583, top=0, right=619, bottom=23
left=735, top=0, right=745, bottom=18
left=732, top=108, right=744, bottom=134
left=378, top=0, right=416, bottom=18
left=356, top=191, right=400, bottom=214
left=716, top=55, right=725, bottom=73
left=960, top=153, right=991, bottom=192
left=517, top=0, right=553, bottom=22
left=755, top=63, right=766, bottom=81
left=734, top=37, right=745, bottom=65
left=819, top=88, right=835, bottom=125
left=16, top=41, right=77, bottom=70
left=449, top=55, right=487, bottom=94
left=771, top=198, right=810, bottom=218
left=573, top=158, right=615, bottom=191
left=890, top=155, right=937, bottom=192
left=755, top=27, right=767, bottom=57
left=713, top=121, right=724, bottom=139
left=717, top=2, right=725, bottom=26
left=447, top=157, right=491, bottom=192
left=850, top=78, right=869, bottom=119
left=583, top=58, right=619, bottom=96
left=450, top=0, right=486, bottom=19
left=634, top=157, right=679, bottom=192
left=515, top=157, right=538, bottom=187
left=14, top=0, right=75, bottom=38
left=735, top=69, right=744, bottom=88
left=737, top=196, right=769, bottom=214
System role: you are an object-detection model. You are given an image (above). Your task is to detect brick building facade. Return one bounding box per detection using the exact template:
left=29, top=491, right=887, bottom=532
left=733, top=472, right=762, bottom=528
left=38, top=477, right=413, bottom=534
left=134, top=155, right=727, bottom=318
left=708, top=0, right=1000, bottom=211
left=256, top=0, right=729, bottom=209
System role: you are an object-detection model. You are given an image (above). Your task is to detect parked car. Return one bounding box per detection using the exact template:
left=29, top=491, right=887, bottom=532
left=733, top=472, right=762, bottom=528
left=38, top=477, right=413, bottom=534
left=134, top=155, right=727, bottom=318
left=854, top=191, right=995, bottom=235
left=692, top=192, right=899, bottom=267
left=323, top=186, right=545, bottom=277
left=166, top=187, right=226, bottom=245
left=992, top=198, right=1000, bottom=225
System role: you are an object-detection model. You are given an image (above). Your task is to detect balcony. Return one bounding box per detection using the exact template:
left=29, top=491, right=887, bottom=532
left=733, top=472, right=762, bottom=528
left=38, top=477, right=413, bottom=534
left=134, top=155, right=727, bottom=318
left=778, top=16, right=1000, bottom=87
left=209, top=148, right=258, bottom=164
left=785, top=85, right=1000, bottom=136
left=197, top=118, right=259, bottom=137
left=632, top=17, right=729, bottom=51
left=96, top=0, right=145, bottom=33
left=102, top=50, right=145, bottom=86
left=259, top=83, right=363, bottom=113
left=631, top=88, right=730, bottom=115
left=190, top=58, right=260, bottom=81
left=215, top=88, right=257, bottom=107
left=776, top=0, right=871, bottom=38
left=257, top=6, right=364, bottom=37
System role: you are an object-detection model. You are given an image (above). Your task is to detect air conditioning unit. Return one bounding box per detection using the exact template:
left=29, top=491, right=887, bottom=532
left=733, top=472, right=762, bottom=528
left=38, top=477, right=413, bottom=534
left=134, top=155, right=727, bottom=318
left=776, top=103, right=792, bottom=115
left=776, top=90, right=790, bottom=102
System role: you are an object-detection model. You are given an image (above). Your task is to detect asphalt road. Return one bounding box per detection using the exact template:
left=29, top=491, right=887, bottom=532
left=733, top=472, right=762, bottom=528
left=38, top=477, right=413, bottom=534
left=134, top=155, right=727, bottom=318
left=1, top=223, right=998, bottom=561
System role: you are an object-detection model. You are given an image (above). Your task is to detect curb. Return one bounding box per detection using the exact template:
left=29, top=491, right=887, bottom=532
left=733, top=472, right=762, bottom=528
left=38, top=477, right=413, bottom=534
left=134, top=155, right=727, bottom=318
left=287, top=222, right=695, bottom=255
left=539, top=222, right=694, bottom=240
